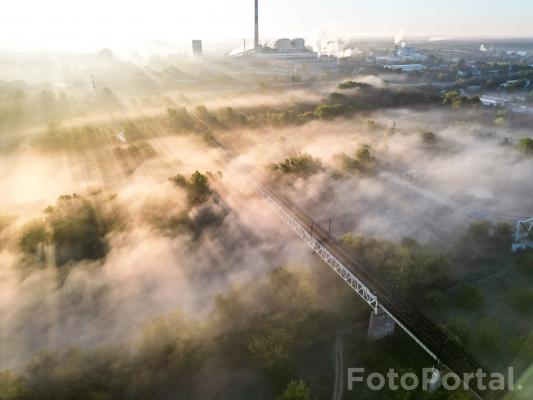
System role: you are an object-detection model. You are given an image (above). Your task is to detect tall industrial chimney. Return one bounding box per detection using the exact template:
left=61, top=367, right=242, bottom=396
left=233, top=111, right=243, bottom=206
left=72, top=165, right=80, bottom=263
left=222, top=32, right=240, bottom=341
left=254, top=0, right=259, bottom=49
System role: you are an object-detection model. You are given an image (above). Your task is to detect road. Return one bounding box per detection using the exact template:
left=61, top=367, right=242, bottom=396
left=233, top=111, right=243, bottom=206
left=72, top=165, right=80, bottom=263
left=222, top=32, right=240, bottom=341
left=331, top=322, right=369, bottom=400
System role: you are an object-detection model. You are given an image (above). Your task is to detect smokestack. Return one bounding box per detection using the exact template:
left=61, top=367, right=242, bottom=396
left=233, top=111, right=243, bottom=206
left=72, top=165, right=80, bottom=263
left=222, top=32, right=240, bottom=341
left=254, top=0, right=259, bottom=49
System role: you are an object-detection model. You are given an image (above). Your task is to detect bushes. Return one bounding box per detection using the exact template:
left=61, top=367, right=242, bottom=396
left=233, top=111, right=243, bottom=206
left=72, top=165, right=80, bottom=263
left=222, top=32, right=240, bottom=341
left=270, top=153, right=322, bottom=178
left=421, top=131, right=438, bottom=144
left=336, top=144, right=378, bottom=176
left=518, top=138, right=533, bottom=156
left=167, top=107, right=208, bottom=133
left=452, top=221, right=512, bottom=264
left=340, top=234, right=453, bottom=290
left=338, top=81, right=372, bottom=90
left=18, top=219, right=48, bottom=258
left=439, top=318, right=470, bottom=347
left=313, top=103, right=345, bottom=120
left=280, top=380, right=312, bottom=400
left=249, top=329, right=293, bottom=386
left=453, top=284, right=485, bottom=310
left=0, top=370, right=28, bottom=400
left=509, top=288, right=533, bottom=313
left=476, top=319, right=502, bottom=351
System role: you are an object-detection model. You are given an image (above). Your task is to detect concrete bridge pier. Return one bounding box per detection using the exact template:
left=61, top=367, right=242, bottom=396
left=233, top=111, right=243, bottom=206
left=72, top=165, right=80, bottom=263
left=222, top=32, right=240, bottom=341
left=367, top=307, right=395, bottom=341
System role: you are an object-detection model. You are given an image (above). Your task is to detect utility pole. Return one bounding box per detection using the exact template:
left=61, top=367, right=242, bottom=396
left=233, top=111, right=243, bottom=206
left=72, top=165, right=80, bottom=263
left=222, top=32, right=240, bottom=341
left=328, top=218, right=332, bottom=235
left=91, top=74, right=97, bottom=92
left=254, top=0, right=259, bottom=49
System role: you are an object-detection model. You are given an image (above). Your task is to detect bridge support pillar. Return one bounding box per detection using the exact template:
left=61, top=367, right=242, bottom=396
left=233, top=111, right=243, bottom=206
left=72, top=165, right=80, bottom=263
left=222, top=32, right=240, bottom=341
left=367, top=308, right=395, bottom=341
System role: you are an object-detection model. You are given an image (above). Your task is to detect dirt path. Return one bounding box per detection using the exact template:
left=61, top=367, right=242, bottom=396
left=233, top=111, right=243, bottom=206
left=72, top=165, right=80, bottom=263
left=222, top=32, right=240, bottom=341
left=447, top=256, right=518, bottom=291
left=331, top=322, right=368, bottom=400
left=331, top=331, right=345, bottom=400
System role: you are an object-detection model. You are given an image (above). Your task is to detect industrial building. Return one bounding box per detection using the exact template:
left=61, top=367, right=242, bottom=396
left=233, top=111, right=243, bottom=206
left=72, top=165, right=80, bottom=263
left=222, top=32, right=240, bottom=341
left=232, top=0, right=319, bottom=63
left=192, top=40, right=203, bottom=57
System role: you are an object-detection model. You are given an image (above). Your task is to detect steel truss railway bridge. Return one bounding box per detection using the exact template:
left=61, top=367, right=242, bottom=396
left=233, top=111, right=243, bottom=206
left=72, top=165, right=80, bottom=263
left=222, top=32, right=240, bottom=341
left=256, top=183, right=494, bottom=400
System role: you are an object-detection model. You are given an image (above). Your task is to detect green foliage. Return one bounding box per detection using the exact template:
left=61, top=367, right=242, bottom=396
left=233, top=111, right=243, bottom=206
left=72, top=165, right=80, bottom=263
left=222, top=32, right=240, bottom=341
left=439, top=318, right=470, bottom=347
left=518, top=138, right=533, bottom=156
left=15, top=192, right=122, bottom=268
left=336, top=144, right=378, bottom=176
left=195, top=105, right=224, bottom=128
left=314, top=103, right=345, bottom=119
left=0, top=370, right=28, bottom=400
left=18, top=219, right=48, bottom=257
left=328, top=92, right=349, bottom=104
left=340, top=234, right=452, bottom=290
left=211, top=265, right=351, bottom=389
left=356, top=144, right=374, bottom=163
left=476, top=318, right=502, bottom=350
left=0, top=264, right=370, bottom=399
left=421, top=131, right=438, bottom=144
left=280, top=380, right=312, bottom=400
left=169, top=171, right=211, bottom=204
left=270, top=153, right=322, bottom=178
left=44, top=194, right=110, bottom=266
left=453, top=221, right=512, bottom=264
left=423, top=290, right=447, bottom=308
left=338, top=81, right=372, bottom=90
left=442, top=91, right=479, bottom=109
left=113, top=142, right=157, bottom=175
left=0, top=215, right=14, bottom=233
left=453, top=284, right=485, bottom=311
left=138, top=312, right=205, bottom=374
left=217, top=107, right=248, bottom=126
left=509, top=288, right=533, bottom=313
left=249, top=329, right=293, bottom=386
left=167, top=107, right=207, bottom=133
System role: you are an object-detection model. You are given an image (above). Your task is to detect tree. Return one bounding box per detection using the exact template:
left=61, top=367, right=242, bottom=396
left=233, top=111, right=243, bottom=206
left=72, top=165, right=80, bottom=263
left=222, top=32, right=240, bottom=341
left=44, top=194, right=109, bottom=266
left=476, top=319, right=502, bottom=351
left=439, top=318, right=470, bottom=347
left=0, top=370, right=28, bottom=400
left=280, top=380, right=311, bottom=400
left=270, top=153, right=322, bottom=178
left=169, top=171, right=211, bottom=205
left=356, top=144, right=375, bottom=163
left=518, top=138, right=533, bottom=155
left=509, top=288, right=533, bottom=313
left=421, top=131, right=438, bottom=144
left=18, top=219, right=48, bottom=258
left=314, top=104, right=345, bottom=120
left=454, top=284, right=485, bottom=310
left=338, top=81, right=372, bottom=90
left=249, top=329, right=293, bottom=386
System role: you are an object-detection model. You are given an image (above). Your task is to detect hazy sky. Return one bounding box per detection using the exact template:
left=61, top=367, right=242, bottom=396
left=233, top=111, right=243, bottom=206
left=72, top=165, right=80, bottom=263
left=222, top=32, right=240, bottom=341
left=2, top=0, right=532, bottom=51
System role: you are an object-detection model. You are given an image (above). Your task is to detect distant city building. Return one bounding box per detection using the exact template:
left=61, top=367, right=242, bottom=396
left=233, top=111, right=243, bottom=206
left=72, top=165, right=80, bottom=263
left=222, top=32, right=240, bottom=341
left=291, top=38, right=305, bottom=49
left=192, top=40, right=203, bottom=57
left=384, top=64, right=427, bottom=72
left=480, top=93, right=510, bottom=107
left=397, top=47, right=415, bottom=57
